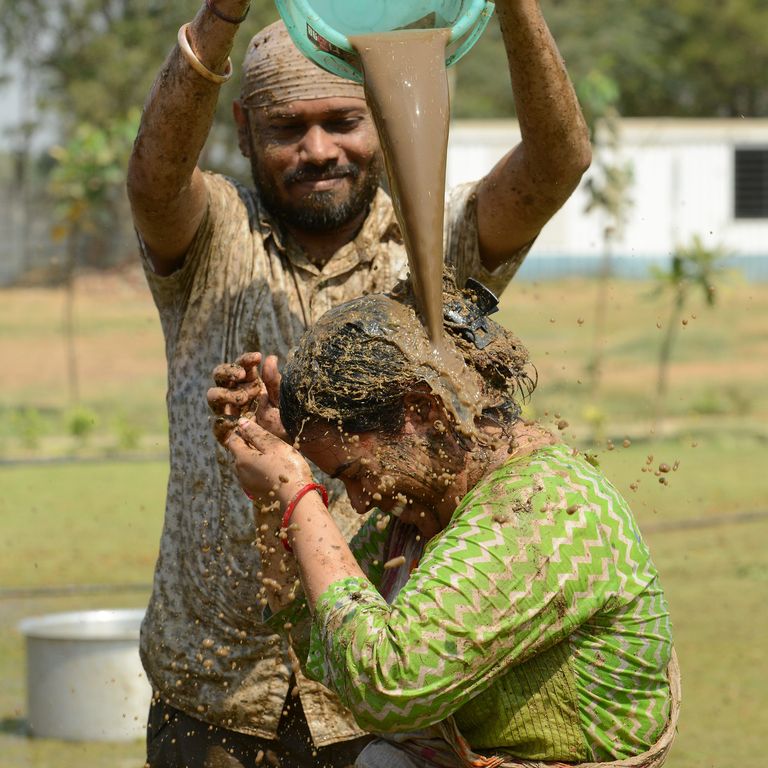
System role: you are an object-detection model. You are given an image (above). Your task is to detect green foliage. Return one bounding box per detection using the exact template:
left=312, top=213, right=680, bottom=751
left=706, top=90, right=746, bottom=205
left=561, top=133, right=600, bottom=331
left=0, top=0, right=764, bottom=154
left=577, top=70, right=634, bottom=234
left=48, top=111, right=140, bottom=238
left=8, top=407, right=45, bottom=450
left=541, top=0, right=768, bottom=118
left=452, top=22, right=515, bottom=118
left=66, top=405, right=98, bottom=444
left=650, top=235, right=730, bottom=426
left=650, top=235, right=729, bottom=307
left=0, top=0, right=278, bottom=134
left=113, top=414, right=144, bottom=451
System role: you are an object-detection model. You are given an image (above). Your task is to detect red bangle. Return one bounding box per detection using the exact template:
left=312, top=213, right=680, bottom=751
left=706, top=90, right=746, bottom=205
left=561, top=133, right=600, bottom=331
left=280, top=483, right=328, bottom=553
left=205, top=0, right=250, bottom=25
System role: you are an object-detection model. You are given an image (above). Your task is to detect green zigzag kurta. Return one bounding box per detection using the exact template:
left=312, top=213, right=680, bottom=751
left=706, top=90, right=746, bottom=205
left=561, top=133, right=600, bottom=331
left=304, top=444, right=673, bottom=762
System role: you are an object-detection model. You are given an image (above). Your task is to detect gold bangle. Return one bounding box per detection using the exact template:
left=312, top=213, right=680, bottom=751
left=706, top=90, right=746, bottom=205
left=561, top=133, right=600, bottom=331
left=177, top=23, right=232, bottom=85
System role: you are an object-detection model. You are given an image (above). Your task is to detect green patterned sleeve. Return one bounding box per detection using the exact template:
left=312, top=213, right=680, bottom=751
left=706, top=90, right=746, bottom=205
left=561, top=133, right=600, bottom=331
left=306, top=450, right=655, bottom=733
left=265, top=509, right=389, bottom=656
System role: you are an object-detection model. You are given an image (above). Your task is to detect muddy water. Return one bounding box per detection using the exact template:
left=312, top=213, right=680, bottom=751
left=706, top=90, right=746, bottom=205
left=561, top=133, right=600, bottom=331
left=350, top=29, right=451, bottom=343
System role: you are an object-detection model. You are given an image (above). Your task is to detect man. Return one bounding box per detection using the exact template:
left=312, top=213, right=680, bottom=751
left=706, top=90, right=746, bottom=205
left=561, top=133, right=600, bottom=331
left=127, top=0, right=591, bottom=766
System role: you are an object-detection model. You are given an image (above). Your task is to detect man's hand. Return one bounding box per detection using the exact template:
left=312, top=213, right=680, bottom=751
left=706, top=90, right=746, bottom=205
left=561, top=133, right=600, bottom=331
left=208, top=352, right=288, bottom=443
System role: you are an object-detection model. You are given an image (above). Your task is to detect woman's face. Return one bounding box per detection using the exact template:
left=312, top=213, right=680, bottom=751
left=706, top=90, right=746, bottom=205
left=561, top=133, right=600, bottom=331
left=299, top=421, right=455, bottom=538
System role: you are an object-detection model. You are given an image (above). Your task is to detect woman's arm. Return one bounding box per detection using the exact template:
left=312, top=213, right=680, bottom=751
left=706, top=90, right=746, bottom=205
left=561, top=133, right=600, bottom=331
left=218, top=416, right=392, bottom=607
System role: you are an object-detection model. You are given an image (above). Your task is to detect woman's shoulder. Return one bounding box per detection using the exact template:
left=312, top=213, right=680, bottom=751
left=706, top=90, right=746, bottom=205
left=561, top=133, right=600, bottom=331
left=454, top=443, right=631, bottom=524
left=467, top=443, right=582, bottom=496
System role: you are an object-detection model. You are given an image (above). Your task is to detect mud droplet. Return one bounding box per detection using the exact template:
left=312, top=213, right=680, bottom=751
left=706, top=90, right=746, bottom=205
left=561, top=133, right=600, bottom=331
left=658, top=463, right=671, bottom=473
left=375, top=514, right=391, bottom=532
left=577, top=318, right=584, bottom=325
left=384, top=555, right=406, bottom=570
left=623, top=439, right=631, bottom=448
left=556, top=419, right=569, bottom=430
left=566, top=504, right=579, bottom=515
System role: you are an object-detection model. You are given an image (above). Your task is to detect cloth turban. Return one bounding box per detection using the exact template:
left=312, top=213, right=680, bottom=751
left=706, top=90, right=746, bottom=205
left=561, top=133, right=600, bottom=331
left=241, top=20, right=365, bottom=109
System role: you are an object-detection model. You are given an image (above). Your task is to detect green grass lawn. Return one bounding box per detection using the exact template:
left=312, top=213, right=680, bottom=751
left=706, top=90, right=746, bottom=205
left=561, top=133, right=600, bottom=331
left=1, top=439, right=766, bottom=767
left=0, top=272, right=766, bottom=767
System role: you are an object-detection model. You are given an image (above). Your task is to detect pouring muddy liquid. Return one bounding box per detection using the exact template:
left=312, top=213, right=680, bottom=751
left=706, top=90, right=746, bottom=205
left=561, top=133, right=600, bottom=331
left=350, top=29, right=452, bottom=344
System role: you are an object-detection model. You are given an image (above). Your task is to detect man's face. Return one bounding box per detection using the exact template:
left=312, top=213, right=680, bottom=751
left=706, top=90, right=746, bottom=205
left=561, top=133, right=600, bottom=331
left=242, top=97, right=383, bottom=232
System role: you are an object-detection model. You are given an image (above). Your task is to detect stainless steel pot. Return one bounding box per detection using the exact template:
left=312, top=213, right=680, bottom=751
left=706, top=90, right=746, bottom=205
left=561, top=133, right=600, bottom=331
left=19, top=609, right=151, bottom=741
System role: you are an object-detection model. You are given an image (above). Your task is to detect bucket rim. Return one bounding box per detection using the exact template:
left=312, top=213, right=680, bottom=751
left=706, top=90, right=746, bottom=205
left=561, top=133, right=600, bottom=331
left=285, top=0, right=492, bottom=46
left=18, top=608, right=145, bottom=641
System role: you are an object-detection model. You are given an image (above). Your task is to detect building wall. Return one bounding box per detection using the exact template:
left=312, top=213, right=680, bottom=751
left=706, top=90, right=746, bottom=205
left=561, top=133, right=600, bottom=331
left=447, top=118, right=768, bottom=279
left=3, top=118, right=767, bottom=284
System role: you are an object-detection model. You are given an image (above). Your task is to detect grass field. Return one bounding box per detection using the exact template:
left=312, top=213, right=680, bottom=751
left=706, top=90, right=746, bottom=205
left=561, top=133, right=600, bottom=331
left=1, top=267, right=766, bottom=767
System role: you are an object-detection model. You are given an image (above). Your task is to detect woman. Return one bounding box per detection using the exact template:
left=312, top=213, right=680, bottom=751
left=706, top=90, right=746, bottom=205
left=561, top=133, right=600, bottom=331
left=212, top=277, right=679, bottom=768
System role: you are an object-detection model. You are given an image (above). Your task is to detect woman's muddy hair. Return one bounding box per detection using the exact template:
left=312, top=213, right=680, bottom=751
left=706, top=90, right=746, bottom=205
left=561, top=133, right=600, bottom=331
left=280, top=272, right=536, bottom=441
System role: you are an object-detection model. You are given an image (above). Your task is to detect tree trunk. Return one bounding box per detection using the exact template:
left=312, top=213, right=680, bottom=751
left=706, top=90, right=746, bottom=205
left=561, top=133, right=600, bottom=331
left=64, top=227, right=81, bottom=406
left=586, top=227, right=614, bottom=444
left=653, top=288, right=685, bottom=434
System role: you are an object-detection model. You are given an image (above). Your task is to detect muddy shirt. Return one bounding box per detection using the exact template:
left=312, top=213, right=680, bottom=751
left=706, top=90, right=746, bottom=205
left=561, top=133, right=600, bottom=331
left=139, top=171, right=527, bottom=743
left=306, top=444, right=674, bottom=761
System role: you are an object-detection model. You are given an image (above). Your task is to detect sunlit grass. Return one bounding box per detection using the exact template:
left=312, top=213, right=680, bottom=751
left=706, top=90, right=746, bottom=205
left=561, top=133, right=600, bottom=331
left=0, top=270, right=766, bottom=767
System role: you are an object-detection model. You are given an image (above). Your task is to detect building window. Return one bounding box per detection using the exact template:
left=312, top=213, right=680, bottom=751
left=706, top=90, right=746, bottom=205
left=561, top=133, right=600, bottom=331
left=735, top=148, right=768, bottom=218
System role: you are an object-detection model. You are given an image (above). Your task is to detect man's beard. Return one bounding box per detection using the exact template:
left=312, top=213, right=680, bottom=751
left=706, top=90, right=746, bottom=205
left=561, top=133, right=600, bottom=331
left=253, top=156, right=383, bottom=233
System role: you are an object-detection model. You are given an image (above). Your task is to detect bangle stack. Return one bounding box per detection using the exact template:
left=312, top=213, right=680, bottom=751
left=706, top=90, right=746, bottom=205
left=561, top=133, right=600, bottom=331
left=280, top=483, right=329, bottom=553
left=177, top=23, right=232, bottom=85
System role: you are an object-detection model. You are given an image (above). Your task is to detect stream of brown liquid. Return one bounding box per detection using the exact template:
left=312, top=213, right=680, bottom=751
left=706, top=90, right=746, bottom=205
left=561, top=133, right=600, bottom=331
left=350, top=29, right=451, bottom=343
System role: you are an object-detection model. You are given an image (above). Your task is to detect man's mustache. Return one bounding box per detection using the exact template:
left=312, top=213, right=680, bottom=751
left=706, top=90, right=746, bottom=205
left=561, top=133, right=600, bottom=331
left=284, top=163, right=360, bottom=184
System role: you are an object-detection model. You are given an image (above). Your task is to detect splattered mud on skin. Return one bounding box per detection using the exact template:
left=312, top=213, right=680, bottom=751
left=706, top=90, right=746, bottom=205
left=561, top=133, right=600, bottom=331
left=213, top=362, right=247, bottom=387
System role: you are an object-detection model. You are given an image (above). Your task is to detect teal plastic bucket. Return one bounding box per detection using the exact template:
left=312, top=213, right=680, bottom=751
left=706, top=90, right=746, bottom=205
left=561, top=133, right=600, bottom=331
left=275, top=0, right=495, bottom=83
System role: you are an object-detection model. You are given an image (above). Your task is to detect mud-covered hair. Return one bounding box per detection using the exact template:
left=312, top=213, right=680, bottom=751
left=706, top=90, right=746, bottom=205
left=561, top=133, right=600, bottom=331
left=280, top=271, right=536, bottom=441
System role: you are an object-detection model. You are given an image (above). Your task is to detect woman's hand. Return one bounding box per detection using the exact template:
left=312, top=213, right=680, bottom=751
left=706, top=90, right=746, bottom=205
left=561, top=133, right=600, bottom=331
left=208, top=352, right=288, bottom=442
left=217, top=415, right=314, bottom=507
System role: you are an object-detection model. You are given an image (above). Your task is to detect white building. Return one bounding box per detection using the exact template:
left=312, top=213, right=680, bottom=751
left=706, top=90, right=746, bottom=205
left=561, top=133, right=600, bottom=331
left=2, top=116, right=767, bottom=284
left=448, top=118, right=768, bottom=280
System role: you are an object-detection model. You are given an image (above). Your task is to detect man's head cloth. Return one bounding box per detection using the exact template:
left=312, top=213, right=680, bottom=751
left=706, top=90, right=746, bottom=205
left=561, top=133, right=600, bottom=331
left=241, top=21, right=365, bottom=109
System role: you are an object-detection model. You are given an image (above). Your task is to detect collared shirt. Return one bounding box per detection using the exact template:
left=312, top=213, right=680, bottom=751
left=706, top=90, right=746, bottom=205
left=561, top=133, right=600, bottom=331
left=139, top=171, right=528, bottom=743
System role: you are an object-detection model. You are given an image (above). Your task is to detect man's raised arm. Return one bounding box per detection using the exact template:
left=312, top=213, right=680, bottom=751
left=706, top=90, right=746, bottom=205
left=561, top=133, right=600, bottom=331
left=127, top=1, right=250, bottom=275
left=477, top=0, right=592, bottom=271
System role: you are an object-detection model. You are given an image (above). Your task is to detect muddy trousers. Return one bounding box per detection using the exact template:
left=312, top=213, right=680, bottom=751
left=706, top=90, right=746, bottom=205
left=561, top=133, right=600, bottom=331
left=145, top=693, right=371, bottom=768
